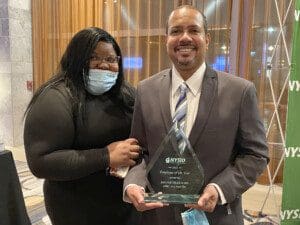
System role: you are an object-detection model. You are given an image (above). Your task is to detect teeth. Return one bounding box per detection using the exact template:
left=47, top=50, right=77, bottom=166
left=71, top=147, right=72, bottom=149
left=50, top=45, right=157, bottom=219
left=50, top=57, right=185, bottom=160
left=176, top=46, right=195, bottom=52
left=178, top=48, right=192, bottom=52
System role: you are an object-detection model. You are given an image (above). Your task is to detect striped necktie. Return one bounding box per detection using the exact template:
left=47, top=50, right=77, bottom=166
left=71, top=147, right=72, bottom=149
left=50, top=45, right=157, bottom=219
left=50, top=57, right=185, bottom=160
left=173, top=83, right=188, bottom=153
left=173, top=83, right=188, bottom=132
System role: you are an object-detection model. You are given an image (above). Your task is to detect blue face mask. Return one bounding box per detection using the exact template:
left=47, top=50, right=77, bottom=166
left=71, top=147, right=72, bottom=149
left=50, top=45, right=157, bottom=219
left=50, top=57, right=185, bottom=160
left=85, top=69, right=118, bottom=95
left=181, top=209, right=210, bottom=225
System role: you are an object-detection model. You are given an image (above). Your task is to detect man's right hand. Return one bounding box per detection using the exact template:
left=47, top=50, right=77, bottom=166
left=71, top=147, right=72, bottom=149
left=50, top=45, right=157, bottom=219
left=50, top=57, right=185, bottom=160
left=126, top=185, right=165, bottom=211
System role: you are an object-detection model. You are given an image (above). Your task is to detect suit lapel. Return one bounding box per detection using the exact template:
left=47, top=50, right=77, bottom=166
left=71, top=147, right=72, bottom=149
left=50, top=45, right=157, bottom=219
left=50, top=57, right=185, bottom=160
left=189, top=66, right=218, bottom=146
left=159, top=69, right=172, bottom=132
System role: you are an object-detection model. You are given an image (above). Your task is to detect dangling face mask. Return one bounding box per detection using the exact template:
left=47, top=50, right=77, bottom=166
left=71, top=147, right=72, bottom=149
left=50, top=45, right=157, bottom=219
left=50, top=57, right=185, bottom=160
left=84, top=69, right=118, bottom=95
left=181, top=209, right=210, bottom=225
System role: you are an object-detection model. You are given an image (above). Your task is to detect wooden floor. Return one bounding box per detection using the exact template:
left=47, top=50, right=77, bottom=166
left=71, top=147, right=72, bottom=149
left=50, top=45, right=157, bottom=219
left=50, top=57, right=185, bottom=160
left=11, top=146, right=281, bottom=225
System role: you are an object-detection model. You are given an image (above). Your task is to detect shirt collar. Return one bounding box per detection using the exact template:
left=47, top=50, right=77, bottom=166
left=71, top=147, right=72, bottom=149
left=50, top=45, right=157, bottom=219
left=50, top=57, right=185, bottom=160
left=171, top=62, right=206, bottom=97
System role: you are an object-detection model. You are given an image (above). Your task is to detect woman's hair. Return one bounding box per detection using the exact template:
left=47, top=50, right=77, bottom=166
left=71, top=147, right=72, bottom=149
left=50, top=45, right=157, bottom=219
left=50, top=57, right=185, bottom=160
left=25, top=27, right=134, bottom=121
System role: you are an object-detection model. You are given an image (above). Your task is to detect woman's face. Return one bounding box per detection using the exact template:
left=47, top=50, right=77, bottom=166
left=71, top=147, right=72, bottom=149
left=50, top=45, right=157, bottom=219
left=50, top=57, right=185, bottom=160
left=89, top=41, right=119, bottom=72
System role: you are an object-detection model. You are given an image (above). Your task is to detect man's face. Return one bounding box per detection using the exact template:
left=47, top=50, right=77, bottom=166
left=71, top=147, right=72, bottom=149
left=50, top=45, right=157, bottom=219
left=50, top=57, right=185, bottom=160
left=166, top=8, right=210, bottom=75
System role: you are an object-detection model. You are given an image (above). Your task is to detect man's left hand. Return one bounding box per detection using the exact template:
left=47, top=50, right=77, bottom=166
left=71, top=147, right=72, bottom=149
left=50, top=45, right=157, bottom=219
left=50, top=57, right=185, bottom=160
left=185, top=185, right=219, bottom=212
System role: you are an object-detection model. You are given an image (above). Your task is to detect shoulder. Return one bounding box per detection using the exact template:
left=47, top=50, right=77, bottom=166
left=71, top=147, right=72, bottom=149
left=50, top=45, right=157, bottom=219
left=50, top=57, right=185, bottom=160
left=28, top=81, right=73, bottom=116
left=138, top=68, right=171, bottom=90
left=140, top=68, right=170, bottom=85
left=215, top=69, right=254, bottom=90
left=41, top=82, right=72, bottom=103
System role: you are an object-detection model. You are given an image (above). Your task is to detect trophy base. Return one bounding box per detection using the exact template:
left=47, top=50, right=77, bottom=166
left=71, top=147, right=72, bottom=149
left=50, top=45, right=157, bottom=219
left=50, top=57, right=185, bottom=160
left=144, top=193, right=199, bottom=204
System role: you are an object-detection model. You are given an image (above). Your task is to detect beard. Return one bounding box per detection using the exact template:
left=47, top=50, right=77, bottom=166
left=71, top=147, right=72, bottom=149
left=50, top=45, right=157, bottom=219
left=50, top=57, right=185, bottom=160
left=176, top=57, right=195, bottom=67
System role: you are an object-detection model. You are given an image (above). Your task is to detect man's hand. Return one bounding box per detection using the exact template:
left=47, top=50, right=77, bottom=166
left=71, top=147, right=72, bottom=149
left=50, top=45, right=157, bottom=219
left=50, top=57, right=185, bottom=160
left=185, top=185, right=219, bottom=212
left=126, top=185, right=165, bottom=211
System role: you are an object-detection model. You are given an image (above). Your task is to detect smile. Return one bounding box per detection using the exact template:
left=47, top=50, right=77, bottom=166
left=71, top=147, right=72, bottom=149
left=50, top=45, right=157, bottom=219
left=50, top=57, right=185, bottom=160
left=175, top=46, right=196, bottom=53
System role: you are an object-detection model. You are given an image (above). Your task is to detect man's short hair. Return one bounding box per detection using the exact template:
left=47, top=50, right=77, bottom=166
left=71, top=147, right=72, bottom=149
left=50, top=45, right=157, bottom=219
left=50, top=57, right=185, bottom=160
left=166, top=5, right=208, bottom=35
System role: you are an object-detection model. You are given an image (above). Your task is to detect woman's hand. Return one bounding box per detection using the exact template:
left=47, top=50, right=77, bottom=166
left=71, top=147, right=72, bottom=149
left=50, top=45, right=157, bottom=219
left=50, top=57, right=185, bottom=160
left=107, top=138, right=140, bottom=168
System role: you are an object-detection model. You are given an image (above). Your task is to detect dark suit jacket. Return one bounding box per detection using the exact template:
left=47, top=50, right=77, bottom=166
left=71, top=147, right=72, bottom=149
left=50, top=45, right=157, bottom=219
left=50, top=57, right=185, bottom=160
left=124, top=66, right=269, bottom=225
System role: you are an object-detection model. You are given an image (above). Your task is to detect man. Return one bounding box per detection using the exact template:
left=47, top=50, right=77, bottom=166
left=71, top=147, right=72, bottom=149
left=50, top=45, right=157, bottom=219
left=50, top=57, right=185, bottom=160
left=124, top=5, right=269, bottom=225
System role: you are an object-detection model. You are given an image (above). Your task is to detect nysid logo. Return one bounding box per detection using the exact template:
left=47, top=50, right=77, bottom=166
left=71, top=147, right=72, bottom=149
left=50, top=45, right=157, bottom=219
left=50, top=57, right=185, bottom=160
left=295, top=10, right=300, bottom=21
left=289, top=80, right=300, bottom=92
left=165, top=157, right=186, bottom=164
left=281, top=209, right=300, bottom=220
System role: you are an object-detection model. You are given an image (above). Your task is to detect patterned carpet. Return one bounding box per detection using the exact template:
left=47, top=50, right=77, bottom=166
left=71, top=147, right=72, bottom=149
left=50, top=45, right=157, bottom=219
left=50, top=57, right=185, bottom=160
left=243, top=210, right=278, bottom=225
left=16, top=160, right=278, bottom=225
left=15, top=160, right=51, bottom=225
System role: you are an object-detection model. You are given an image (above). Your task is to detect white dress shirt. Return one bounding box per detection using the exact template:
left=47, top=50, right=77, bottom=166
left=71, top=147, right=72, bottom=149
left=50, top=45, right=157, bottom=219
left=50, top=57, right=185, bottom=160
left=170, top=63, right=205, bottom=137
left=171, top=63, right=226, bottom=205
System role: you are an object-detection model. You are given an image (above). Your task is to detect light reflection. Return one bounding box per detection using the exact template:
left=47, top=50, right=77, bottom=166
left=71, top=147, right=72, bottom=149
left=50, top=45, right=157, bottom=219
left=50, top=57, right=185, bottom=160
left=267, top=27, right=275, bottom=33
left=268, top=46, right=274, bottom=51
left=205, top=0, right=225, bottom=19
left=221, top=44, right=226, bottom=50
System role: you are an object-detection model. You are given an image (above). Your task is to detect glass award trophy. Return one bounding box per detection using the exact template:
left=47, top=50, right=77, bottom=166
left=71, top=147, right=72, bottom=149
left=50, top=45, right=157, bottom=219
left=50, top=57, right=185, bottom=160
left=144, top=122, right=205, bottom=204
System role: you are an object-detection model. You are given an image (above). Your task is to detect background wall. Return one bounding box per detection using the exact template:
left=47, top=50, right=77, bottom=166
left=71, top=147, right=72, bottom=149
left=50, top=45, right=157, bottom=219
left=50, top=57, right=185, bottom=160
left=0, top=0, right=33, bottom=147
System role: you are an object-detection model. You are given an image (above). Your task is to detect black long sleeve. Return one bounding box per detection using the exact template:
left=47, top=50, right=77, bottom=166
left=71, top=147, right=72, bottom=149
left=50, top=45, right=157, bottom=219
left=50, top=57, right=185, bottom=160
left=24, top=83, right=129, bottom=181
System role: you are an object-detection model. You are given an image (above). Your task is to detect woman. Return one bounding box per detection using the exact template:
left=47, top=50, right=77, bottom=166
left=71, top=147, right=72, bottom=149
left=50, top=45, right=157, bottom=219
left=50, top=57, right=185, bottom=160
left=24, top=27, right=140, bottom=225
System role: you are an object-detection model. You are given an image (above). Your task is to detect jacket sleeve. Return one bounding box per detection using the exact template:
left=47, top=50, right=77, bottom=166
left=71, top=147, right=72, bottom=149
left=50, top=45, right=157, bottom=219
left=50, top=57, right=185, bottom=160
left=210, top=82, right=269, bottom=203
left=24, top=87, right=109, bottom=181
